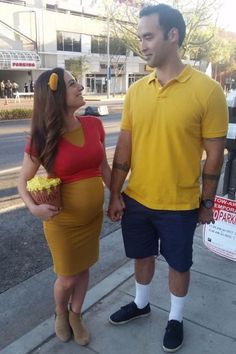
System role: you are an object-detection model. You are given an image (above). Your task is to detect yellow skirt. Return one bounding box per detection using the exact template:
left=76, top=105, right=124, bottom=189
left=43, top=177, right=104, bottom=276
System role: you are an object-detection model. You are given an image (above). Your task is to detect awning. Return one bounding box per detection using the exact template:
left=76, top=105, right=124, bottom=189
left=0, top=50, right=40, bottom=70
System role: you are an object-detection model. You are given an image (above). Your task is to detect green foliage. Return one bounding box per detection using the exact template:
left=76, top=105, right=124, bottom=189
left=108, top=0, right=222, bottom=62
left=65, top=56, right=90, bottom=80
left=0, top=108, right=32, bottom=120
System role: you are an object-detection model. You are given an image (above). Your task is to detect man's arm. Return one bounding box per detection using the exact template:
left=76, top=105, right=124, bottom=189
left=199, top=136, right=226, bottom=223
left=108, top=129, right=132, bottom=221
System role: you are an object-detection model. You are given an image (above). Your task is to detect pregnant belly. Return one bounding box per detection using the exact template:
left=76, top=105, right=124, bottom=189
left=60, top=177, right=104, bottom=221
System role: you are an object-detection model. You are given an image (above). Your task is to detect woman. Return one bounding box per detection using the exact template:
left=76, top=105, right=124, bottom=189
left=17, top=67, right=111, bottom=346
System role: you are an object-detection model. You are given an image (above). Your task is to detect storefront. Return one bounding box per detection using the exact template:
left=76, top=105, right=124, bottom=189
left=0, top=50, right=40, bottom=91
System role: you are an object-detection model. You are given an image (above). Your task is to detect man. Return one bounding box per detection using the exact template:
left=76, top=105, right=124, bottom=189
left=108, top=4, right=228, bottom=353
left=0, top=80, right=5, bottom=98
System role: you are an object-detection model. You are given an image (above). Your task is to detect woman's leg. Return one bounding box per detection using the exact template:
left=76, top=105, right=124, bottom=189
left=69, top=269, right=90, bottom=346
left=54, top=275, right=76, bottom=314
left=54, top=275, right=78, bottom=342
left=70, top=269, right=89, bottom=313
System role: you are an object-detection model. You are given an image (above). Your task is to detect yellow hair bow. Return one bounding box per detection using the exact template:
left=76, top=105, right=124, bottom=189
left=48, top=72, right=58, bottom=91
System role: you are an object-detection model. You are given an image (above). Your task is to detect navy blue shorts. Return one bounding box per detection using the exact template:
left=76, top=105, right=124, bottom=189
left=121, top=194, right=198, bottom=272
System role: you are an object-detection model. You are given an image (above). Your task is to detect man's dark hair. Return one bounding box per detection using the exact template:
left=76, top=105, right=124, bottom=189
left=139, top=4, right=186, bottom=47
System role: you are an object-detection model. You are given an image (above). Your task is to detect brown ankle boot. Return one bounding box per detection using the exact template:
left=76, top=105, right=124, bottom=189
left=55, top=310, right=72, bottom=342
left=69, top=310, right=90, bottom=346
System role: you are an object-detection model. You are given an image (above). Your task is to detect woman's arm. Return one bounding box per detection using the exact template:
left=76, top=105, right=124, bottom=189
left=18, top=153, right=40, bottom=211
left=17, top=153, right=60, bottom=220
left=101, top=142, right=111, bottom=189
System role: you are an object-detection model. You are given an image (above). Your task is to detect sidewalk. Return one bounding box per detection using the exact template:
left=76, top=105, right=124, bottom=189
left=1, top=225, right=236, bottom=354
left=0, top=94, right=124, bottom=111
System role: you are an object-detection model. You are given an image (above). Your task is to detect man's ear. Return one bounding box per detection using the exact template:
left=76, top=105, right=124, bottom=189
left=168, top=27, right=179, bottom=43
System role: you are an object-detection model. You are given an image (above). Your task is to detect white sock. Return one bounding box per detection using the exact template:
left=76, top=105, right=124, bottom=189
left=169, top=293, right=187, bottom=322
left=134, top=281, right=150, bottom=309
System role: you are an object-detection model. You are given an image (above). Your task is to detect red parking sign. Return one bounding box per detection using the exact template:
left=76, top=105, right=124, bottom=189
left=203, top=196, right=236, bottom=261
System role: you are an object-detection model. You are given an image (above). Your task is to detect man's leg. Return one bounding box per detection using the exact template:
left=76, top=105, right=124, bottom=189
left=109, top=256, right=154, bottom=325
left=159, top=209, right=197, bottom=352
left=168, top=267, right=190, bottom=322
left=109, top=195, right=158, bottom=325
left=162, top=268, right=190, bottom=352
left=134, top=256, right=155, bottom=308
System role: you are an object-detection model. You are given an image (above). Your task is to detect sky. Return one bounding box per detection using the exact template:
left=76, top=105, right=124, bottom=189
left=46, top=0, right=236, bottom=33
left=217, top=0, right=236, bottom=32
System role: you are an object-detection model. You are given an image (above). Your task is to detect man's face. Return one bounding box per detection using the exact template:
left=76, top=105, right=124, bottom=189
left=138, top=14, right=173, bottom=68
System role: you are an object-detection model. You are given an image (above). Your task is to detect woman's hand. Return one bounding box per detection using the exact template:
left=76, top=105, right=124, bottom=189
left=107, top=194, right=125, bottom=222
left=30, top=204, right=61, bottom=221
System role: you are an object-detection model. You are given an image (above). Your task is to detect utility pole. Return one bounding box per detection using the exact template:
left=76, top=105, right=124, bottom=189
left=31, top=10, right=38, bottom=51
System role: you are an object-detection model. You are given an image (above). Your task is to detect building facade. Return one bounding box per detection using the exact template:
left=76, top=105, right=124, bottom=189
left=0, top=0, right=147, bottom=94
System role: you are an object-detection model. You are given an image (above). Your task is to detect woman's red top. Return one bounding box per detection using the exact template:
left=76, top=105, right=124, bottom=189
left=25, top=116, right=105, bottom=183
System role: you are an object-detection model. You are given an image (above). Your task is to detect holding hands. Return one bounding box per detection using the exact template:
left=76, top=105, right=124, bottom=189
left=107, top=194, right=125, bottom=222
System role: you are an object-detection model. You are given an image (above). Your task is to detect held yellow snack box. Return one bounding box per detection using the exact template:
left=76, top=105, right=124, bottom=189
left=27, top=176, right=61, bottom=208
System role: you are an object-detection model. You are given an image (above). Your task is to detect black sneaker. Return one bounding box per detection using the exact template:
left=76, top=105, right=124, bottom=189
left=109, top=301, right=151, bottom=325
left=162, top=320, right=183, bottom=352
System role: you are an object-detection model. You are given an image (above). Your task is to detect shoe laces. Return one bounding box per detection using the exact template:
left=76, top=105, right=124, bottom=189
left=120, top=302, right=136, bottom=314
left=166, top=320, right=182, bottom=332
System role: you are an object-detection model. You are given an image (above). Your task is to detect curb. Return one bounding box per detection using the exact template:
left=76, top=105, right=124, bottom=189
left=0, top=260, right=134, bottom=354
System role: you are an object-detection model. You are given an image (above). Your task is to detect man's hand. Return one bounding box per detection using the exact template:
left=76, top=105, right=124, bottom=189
left=198, top=206, right=215, bottom=224
left=107, top=194, right=125, bottom=222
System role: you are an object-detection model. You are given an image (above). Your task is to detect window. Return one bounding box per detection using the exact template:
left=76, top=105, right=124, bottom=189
left=57, top=32, right=63, bottom=51
left=91, top=36, right=107, bottom=54
left=91, top=36, right=127, bottom=55
left=73, top=33, right=81, bottom=52
left=56, top=31, right=81, bottom=52
left=64, top=32, right=73, bottom=51
left=110, top=38, right=127, bottom=56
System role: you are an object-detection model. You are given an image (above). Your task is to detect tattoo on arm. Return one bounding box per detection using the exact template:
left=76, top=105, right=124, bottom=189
left=113, top=161, right=130, bottom=172
left=202, top=173, right=220, bottom=181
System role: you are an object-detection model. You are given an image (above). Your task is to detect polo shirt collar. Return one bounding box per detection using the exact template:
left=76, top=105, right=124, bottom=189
left=147, top=64, right=193, bottom=84
left=147, top=70, right=156, bottom=84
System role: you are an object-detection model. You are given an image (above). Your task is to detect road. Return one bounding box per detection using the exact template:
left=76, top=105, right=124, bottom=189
left=0, top=113, right=121, bottom=170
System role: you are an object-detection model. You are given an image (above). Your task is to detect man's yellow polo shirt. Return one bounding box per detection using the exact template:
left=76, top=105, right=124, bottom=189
left=121, top=65, right=228, bottom=210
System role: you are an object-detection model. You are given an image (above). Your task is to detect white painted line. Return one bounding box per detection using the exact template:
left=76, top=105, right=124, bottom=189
left=0, top=203, right=25, bottom=214
left=0, top=147, right=116, bottom=176
left=0, top=166, right=21, bottom=175
left=106, top=145, right=116, bottom=150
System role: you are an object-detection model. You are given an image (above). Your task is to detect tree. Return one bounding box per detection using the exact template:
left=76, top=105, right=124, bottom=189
left=65, top=56, right=90, bottom=81
left=170, top=0, right=221, bottom=59
left=205, top=30, right=236, bottom=86
left=107, top=0, right=221, bottom=62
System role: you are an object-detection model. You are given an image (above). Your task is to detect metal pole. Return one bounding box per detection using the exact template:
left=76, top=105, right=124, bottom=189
left=31, top=11, right=38, bottom=52
left=107, top=11, right=111, bottom=99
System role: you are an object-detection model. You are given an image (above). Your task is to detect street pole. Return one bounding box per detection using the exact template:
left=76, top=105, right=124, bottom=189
left=18, top=10, right=38, bottom=51
left=32, top=11, right=38, bottom=52
left=107, top=11, right=111, bottom=99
